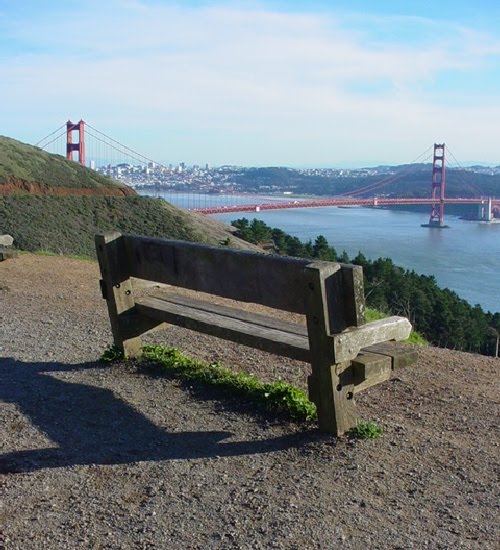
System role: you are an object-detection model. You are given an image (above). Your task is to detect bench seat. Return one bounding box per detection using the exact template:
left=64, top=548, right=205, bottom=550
left=135, top=293, right=417, bottom=392
left=136, top=293, right=311, bottom=362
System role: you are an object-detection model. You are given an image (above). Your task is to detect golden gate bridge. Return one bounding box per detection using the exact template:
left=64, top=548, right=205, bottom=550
left=35, top=120, right=500, bottom=227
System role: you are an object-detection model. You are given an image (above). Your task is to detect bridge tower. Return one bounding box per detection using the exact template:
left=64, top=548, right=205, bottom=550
left=66, top=119, right=86, bottom=165
left=478, top=198, right=493, bottom=222
left=426, top=143, right=446, bottom=227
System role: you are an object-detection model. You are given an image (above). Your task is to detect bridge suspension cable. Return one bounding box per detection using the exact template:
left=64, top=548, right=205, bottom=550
left=340, top=145, right=434, bottom=197
left=84, top=123, right=167, bottom=169
left=35, top=124, right=67, bottom=150
left=445, top=144, right=484, bottom=196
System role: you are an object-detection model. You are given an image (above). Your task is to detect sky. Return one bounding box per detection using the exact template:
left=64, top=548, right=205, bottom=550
left=1, top=0, right=500, bottom=167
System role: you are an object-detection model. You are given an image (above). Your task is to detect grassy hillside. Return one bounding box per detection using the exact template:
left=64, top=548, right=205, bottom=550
left=0, top=195, right=248, bottom=257
left=0, top=135, right=130, bottom=191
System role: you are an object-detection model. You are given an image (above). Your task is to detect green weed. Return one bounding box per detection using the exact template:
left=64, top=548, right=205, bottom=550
left=351, top=419, right=383, bottom=439
left=32, top=249, right=58, bottom=257
left=142, top=344, right=317, bottom=422
left=365, top=307, right=388, bottom=322
left=100, top=345, right=125, bottom=363
left=0, top=194, right=206, bottom=258
left=405, top=331, right=429, bottom=346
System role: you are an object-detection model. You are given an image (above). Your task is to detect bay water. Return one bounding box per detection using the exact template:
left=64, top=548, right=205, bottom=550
left=143, top=191, right=500, bottom=313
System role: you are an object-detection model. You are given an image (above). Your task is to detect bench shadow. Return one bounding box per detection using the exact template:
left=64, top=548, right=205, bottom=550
left=0, top=357, right=321, bottom=474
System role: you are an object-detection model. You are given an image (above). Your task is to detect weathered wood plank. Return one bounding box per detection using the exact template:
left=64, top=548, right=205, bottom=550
left=118, top=311, right=168, bottom=341
left=351, top=352, right=392, bottom=394
left=157, top=293, right=308, bottom=337
left=320, top=261, right=347, bottom=334
left=135, top=296, right=311, bottom=362
left=362, top=342, right=418, bottom=369
left=122, top=235, right=311, bottom=314
left=96, top=232, right=418, bottom=436
left=306, top=261, right=366, bottom=335
left=341, top=264, right=366, bottom=328
left=333, top=316, right=412, bottom=363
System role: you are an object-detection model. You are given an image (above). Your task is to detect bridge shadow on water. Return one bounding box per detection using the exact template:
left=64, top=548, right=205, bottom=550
left=0, top=358, right=319, bottom=474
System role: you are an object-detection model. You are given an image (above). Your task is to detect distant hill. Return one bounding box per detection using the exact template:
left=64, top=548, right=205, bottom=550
left=0, top=136, right=254, bottom=256
left=229, top=165, right=500, bottom=200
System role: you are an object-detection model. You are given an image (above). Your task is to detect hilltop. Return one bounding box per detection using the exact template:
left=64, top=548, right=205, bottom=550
left=0, top=136, right=255, bottom=256
left=0, top=136, right=133, bottom=196
left=1, top=253, right=498, bottom=549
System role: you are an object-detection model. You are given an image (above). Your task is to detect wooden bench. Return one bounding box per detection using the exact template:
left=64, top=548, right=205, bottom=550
left=96, top=232, right=417, bottom=436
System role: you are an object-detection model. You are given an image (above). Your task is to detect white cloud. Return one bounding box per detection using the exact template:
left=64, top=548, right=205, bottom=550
left=1, top=1, right=499, bottom=165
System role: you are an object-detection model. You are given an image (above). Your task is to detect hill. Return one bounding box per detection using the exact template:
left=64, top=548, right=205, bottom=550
left=0, top=136, right=134, bottom=195
left=0, top=136, right=254, bottom=255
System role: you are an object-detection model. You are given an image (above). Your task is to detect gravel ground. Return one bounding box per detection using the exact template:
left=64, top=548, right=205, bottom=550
left=1, top=254, right=499, bottom=549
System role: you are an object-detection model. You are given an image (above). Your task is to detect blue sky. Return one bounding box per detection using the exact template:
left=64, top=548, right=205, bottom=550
left=1, top=0, right=499, bottom=167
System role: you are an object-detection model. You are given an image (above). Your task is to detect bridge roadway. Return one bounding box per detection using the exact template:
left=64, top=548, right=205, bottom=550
left=193, top=197, right=500, bottom=215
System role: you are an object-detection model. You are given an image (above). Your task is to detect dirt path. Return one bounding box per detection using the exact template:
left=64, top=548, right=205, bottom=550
left=1, top=254, right=499, bottom=549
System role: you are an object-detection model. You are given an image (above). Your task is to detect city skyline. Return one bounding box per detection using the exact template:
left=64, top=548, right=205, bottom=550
left=1, top=0, right=500, bottom=168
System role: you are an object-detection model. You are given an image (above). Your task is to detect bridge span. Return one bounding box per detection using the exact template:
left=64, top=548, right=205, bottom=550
left=192, top=144, right=498, bottom=225
left=193, top=197, right=500, bottom=216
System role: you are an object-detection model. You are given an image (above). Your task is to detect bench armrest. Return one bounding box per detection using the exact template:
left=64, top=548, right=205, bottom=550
left=332, top=316, right=411, bottom=363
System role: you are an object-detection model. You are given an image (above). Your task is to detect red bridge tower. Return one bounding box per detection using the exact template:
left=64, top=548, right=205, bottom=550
left=66, top=119, right=86, bottom=165
left=426, top=143, right=447, bottom=227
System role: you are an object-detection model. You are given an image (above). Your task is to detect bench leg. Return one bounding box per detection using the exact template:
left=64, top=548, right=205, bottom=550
left=308, top=360, right=357, bottom=436
left=305, top=263, right=359, bottom=436
left=116, top=336, right=143, bottom=359
left=107, top=283, right=144, bottom=359
left=95, top=232, right=143, bottom=359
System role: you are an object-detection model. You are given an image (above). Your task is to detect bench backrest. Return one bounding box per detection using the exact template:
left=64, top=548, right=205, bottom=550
left=96, top=232, right=366, bottom=335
